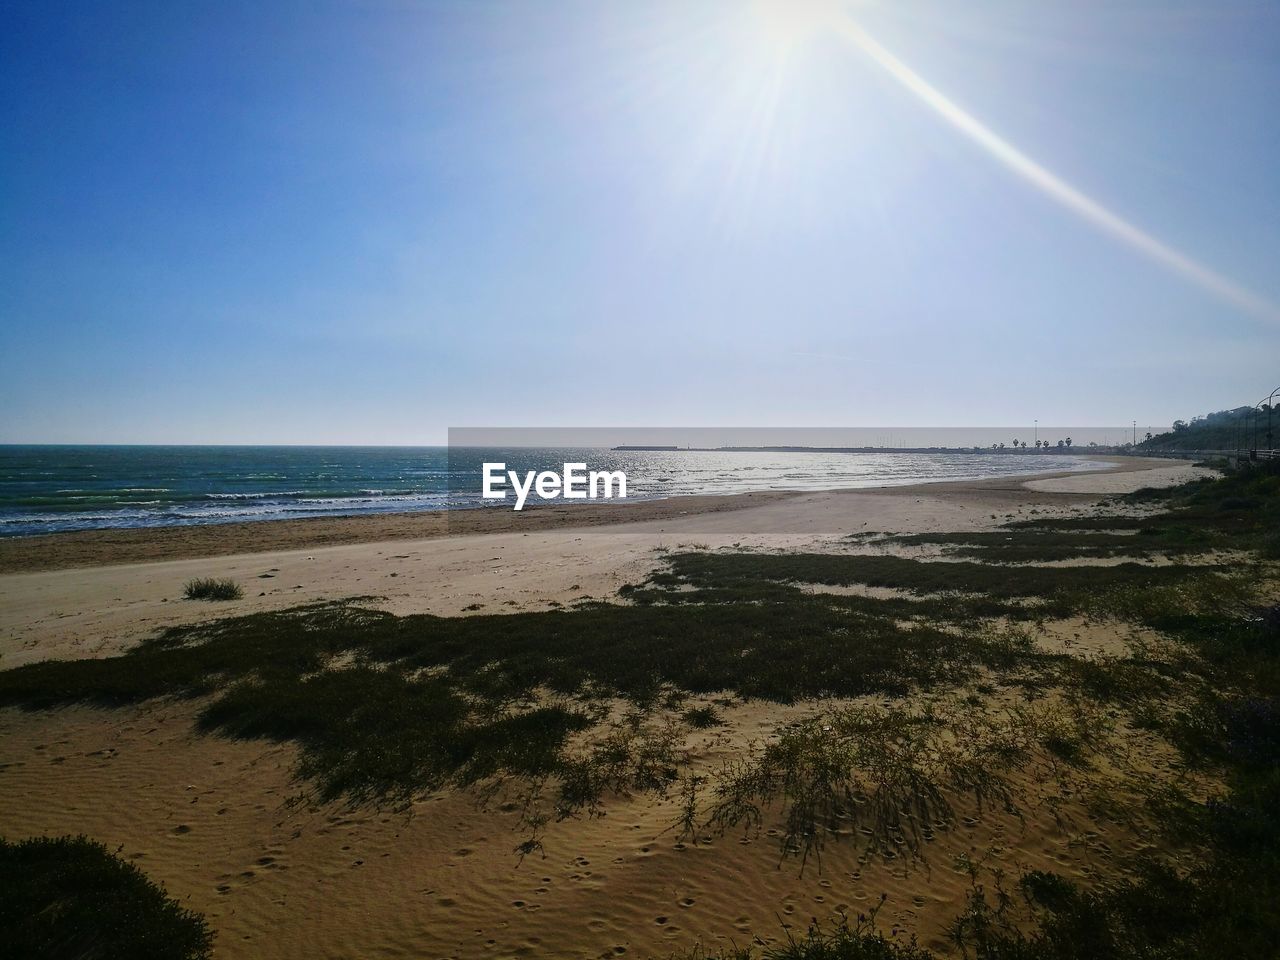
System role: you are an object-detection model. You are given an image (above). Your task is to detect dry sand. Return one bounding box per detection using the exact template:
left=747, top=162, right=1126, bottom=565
left=0, top=456, right=1210, bottom=958
left=0, top=692, right=1198, bottom=960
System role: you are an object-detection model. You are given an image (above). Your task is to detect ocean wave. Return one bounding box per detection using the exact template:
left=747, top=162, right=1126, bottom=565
left=0, top=449, right=1107, bottom=537
left=203, top=491, right=309, bottom=500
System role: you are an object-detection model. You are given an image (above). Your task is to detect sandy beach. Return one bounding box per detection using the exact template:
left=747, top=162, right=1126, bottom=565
left=0, top=457, right=1199, bottom=668
left=0, top=456, right=1216, bottom=958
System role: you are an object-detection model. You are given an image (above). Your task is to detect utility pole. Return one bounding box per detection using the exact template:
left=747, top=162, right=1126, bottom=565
left=1133, top=421, right=1137, bottom=447
left=1034, top=419, right=1038, bottom=446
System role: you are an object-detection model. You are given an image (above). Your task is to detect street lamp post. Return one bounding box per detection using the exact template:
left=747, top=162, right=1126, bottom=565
left=1250, top=388, right=1279, bottom=458
left=1265, top=386, right=1280, bottom=452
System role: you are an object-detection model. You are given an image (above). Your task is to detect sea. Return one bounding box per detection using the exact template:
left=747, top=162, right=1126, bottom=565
left=0, top=445, right=1109, bottom=537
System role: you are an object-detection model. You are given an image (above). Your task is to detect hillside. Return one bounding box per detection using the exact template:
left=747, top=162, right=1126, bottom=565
left=1139, top=405, right=1273, bottom=451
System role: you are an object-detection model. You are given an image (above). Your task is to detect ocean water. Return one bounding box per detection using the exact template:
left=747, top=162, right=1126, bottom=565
left=0, top=445, right=1107, bottom=537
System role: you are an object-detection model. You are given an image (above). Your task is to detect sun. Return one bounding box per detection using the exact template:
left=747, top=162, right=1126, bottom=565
left=749, top=0, right=843, bottom=53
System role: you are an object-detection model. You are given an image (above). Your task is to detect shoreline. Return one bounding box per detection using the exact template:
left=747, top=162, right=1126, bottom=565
left=0, top=455, right=1163, bottom=574
left=0, top=457, right=1209, bottom=670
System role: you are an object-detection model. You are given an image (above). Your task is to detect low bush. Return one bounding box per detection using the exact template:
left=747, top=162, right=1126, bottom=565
left=0, top=834, right=213, bottom=959
left=183, top=577, right=242, bottom=601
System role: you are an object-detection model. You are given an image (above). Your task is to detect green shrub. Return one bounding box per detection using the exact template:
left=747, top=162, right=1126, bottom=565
left=0, top=834, right=212, bottom=959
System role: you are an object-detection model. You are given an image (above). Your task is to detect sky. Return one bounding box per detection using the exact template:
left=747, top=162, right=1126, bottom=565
left=2, top=0, right=1278, bottom=444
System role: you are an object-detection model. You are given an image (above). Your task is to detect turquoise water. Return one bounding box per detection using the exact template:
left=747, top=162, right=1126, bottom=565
left=0, top=445, right=1106, bottom=536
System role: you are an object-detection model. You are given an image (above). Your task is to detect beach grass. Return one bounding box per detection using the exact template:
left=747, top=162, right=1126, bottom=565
left=0, top=596, right=1036, bottom=808
left=682, top=705, right=724, bottom=728
left=865, top=527, right=1222, bottom=560
left=648, top=550, right=1231, bottom=605
left=183, top=577, right=243, bottom=601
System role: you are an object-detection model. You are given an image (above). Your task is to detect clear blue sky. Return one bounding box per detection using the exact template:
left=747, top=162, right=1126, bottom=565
left=2, top=0, right=1278, bottom=443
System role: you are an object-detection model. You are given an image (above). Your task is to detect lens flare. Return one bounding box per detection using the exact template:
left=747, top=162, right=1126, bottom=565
left=815, top=10, right=1280, bottom=324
